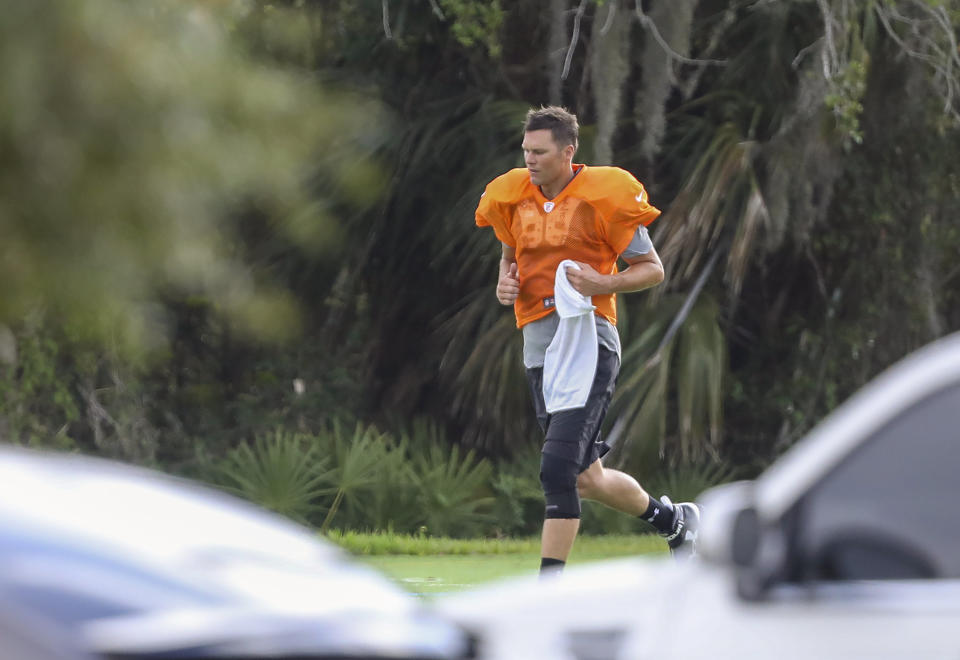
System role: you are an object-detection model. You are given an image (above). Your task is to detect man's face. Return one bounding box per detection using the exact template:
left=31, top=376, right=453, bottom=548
left=522, top=129, right=572, bottom=190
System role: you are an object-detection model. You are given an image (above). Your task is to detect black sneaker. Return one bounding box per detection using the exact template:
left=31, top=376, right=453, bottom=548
left=660, top=495, right=700, bottom=559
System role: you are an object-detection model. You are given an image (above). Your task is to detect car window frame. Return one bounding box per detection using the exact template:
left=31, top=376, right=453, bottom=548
left=777, top=381, right=960, bottom=585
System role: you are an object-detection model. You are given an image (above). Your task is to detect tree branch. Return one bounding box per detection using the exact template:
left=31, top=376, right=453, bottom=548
left=681, top=4, right=738, bottom=99
left=427, top=0, right=445, bottom=21
left=382, top=0, right=393, bottom=40
left=561, top=0, right=588, bottom=81
left=792, top=37, right=824, bottom=70
left=633, top=0, right=727, bottom=67
left=816, top=0, right=840, bottom=79
left=600, top=0, right=617, bottom=36
left=873, top=1, right=960, bottom=119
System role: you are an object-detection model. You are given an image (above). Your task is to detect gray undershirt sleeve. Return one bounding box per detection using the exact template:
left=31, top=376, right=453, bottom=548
left=619, top=224, right=652, bottom=258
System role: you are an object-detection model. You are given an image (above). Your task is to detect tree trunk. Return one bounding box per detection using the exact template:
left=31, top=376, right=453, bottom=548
left=590, top=0, right=630, bottom=164
left=548, top=0, right=568, bottom=105
left=0, top=324, right=15, bottom=365
left=635, top=0, right=697, bottom=170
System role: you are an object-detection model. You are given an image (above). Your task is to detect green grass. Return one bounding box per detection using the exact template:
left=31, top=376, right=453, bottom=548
left=328, top=529, right=545, bottom=555
left=329, top=531, right=667, bottom=596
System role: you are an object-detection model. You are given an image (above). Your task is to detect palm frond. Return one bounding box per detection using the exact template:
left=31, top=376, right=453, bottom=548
left=411, top=444, right=495, bottom=538
left=435, top=289, right=535, bottom=453
left=726, top=180, right=771, bottom=300
left=607, top=322, right=674, bottom=472
left=676, top=296, right=726, bottom=463
left=345, top=437, right=419, bottom=533
left=656, top=124, right=767, bottom=294
left=608, top=294, right=726, bottom=470
left=643, top=460, right=739, bottom=504
left=216, top=429, right=329, bottom=524
left=316, top=420, right=395, bottom=533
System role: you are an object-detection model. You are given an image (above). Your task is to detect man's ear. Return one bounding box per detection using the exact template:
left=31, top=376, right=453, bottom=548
left=563, top=144, right=576, bottom=162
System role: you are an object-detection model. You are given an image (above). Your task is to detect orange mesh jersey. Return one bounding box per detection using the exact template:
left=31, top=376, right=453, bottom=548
left=476, top=164, right=661, bottom=328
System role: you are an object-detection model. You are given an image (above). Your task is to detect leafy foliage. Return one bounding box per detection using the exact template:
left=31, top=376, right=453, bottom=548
left=410, top=444, right=494, bottom=538
left=4, top=0, right=960, bottom=537
left=0, top=321, right=80, bottom=449
left=643, top=461, right=739, bottom=505
left=606, top=294, right=726, bottom=471
left=0, top=0, right=380, bottom=349
left=488, top=443, right=545, bottom=537
left=437, top=0, right=505, bottom=57
left=207, top=418, right=532, bottom=538
left=315, top=420, right=395, bottom=533
left=216, top=429, right=330, bottom=525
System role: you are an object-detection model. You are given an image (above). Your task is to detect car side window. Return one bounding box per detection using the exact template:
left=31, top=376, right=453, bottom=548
left=794, top=383, right=960, bottom=581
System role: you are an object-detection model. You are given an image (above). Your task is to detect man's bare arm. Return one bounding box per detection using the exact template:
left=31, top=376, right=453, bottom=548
left=564, top=247, right=664, bottom=297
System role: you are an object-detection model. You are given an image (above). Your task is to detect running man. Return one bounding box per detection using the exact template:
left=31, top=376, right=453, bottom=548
left=475, top=106, right=699, bottom=574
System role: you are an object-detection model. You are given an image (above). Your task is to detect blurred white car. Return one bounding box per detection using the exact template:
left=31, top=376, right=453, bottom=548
left=438, top=331, right=960, bottom=660
left=0, top=448, right=474, bottom=660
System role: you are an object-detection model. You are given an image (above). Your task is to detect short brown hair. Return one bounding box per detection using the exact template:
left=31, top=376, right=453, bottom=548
left=524, top=106, right=579, bottom=151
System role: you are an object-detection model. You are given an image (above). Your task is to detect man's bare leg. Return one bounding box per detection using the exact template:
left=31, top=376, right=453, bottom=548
left=541, top=517, right=580, bottom=563
left=576, top=457, right=695, bottom=551
left=539, top=459, right=645, bottom=572
left=576, top=458, right=650, bottom=516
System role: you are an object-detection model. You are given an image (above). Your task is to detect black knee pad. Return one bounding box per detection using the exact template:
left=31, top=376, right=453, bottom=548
left=540, top=451, right=581, bottom=519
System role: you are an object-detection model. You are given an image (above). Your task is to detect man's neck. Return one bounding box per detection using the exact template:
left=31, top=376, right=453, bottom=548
left=540, top=166, right=576, bottom=200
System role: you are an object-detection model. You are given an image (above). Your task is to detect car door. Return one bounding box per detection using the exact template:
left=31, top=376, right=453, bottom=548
left=668, top=381, right=960, bottom=660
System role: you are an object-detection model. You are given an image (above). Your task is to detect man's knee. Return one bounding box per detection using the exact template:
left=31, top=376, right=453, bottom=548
left=540, top=451, right=581, bottom=519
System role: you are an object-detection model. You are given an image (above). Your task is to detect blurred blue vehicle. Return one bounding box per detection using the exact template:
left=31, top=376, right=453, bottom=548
left=0, top=448, right=474, bottom=660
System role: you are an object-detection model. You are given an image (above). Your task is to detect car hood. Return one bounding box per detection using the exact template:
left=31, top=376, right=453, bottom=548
left=436, top=555, right=694, bottom=660
left=0, top=448, right=469, bottom=658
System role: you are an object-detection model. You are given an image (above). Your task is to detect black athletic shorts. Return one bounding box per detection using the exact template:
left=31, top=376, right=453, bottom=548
left=525, top=346, right=620, bottom=474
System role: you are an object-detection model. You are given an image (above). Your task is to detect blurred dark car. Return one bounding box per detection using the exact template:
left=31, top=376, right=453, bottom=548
left=0, top=448, right=473, bottom=660
left=439, top=331, right=960, bottom=659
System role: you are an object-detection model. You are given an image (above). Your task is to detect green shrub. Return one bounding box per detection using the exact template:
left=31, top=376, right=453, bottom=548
left=198, top=412, right=732, bottom=539
left=579, top=499, right=646, bottom=536
left=205, top=419, right=736, bottom=539
left=215, top=429, right=329, bottom=524
left=204, top=418, right=507, bottom=537
left=488, top=472, right=542, bottom=536
left=642, top=460, right=738, bottom=504
left=313, top=420, right=395, bottom=533
left=488, top=442, right=543, bottom=537
left=411, top=443, right=494, bottom=538
left=0, top=323, right=80, bottom=450
left=341, top=435, right=420, bottom=535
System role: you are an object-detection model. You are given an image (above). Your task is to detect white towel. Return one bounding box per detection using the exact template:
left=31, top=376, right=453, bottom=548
left=543, top=260, right=598, bottom=413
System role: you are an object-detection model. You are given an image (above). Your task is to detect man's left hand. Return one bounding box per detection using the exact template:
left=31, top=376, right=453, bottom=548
left=565, top=262, right=609, bottom=296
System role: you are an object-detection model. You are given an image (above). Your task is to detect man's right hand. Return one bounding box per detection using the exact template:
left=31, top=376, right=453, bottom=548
left=496, top=262, right=520, bottom=306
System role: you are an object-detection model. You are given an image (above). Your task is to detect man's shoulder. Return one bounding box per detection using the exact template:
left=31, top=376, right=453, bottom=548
left=483, top=168, right=532, bottom=204
left=574, top=165, right=648, bottom=207
left=578, top=165, right=639, bottom=191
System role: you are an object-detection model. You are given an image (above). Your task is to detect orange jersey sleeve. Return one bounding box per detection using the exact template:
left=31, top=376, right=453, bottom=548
left=475, top=169, right=530, bottom=247
left=580, top=167, right=662, bottom=255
